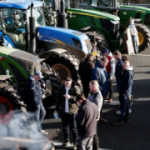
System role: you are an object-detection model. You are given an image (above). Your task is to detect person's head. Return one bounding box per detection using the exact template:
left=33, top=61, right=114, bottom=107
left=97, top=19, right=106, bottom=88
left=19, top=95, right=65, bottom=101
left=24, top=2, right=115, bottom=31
left=122, top=55, right=129, bottom=62
left=100, top=56, right=108, bottom=67
left=123, top=61, right=130, bottom=70
left=89, top=80, right=99, bottom=93
left=32, top=70, right=43, bottom=81
left=64, top=77, right=72, bottom=88
left=86, top=53, right=94, bottom=61
left=101, top=49, right=109, bottom=56
left=76, top=94, right=86, bottom=105
left=113, top=50, right=121, bottom=59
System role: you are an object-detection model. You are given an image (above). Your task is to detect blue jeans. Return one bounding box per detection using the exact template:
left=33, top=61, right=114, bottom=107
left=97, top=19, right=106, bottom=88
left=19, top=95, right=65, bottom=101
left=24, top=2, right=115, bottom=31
left=119, top=94, right=130, bottom=121
left=116, top=79, right=121, bottom=92
left=132, top=35, right=139, bottom=54
left=34, top=103, right=46, bottom=130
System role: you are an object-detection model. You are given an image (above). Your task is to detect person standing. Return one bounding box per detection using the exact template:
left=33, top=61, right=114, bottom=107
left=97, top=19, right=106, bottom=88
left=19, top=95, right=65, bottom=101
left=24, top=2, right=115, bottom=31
left=54, top=77, right=80, bottom=149
left=76, top=94, right=98, bottom=150
left=113, top=61, right=134, bottom=125
left=113, top=51, right=123, bottom=92
left=92, top=57, right=109, bottom=122
left=101, top=49, right=115, bottom=103
left=79, top=53, right=95, bottom=98
left=27, top=70, right=47, bottom=135
left=88, top=80, right=103, bottom=150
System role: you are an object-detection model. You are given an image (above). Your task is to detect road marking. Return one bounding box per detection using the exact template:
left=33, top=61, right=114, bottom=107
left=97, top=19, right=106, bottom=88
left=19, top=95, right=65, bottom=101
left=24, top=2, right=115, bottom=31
left=130, top=54, right=150, bottom=56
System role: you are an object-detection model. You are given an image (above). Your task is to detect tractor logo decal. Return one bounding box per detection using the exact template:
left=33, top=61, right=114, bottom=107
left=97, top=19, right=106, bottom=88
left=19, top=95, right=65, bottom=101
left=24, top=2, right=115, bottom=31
left=38, top=35, right=66, bottom=46
left=67, top=11, right=107, bottom=19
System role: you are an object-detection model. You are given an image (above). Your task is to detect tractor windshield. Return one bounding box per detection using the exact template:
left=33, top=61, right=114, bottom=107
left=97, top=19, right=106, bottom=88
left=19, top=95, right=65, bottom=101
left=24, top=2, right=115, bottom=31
left=97, top=0, right=122, bottom=7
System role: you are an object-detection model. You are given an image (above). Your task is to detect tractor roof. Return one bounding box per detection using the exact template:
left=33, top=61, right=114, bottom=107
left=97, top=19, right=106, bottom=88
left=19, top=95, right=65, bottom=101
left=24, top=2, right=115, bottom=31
left=121, top=5, right=150, bottom=12
left=39, top=26, right=89, bottom=41
left=67, top=8, right=120, bottom=21
left=0, top=0, right=43, bottom=10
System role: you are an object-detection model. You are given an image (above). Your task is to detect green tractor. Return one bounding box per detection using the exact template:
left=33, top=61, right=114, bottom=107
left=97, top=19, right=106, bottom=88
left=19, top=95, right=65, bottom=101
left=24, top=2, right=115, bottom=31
left=0, top=46, right=60, bottom=125
left=0, top=0, right=93, bottom=85
left=80, top=0, right=150, bottom=51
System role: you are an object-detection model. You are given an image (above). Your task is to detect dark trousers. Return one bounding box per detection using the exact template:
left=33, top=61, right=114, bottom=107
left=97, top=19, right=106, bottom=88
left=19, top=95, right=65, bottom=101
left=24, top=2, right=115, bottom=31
left=93, top=122, right=99, bottom=150
left=119, top=94, right=130, bottom=121
left=61, top=112, right=77, bottom=144
left=83, top=82, right=90, bottom=98
left=108, top=75, right=113, bottom=99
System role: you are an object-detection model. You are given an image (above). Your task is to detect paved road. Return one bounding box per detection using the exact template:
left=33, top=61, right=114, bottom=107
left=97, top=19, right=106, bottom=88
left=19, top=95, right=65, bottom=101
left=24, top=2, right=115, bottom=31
left=43, top=49, right=150, bottom=150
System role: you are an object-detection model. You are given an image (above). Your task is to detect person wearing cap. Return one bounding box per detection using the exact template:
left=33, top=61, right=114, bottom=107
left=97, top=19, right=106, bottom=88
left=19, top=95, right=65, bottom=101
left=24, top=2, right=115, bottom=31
left=54, top=77, right=81, bottom=149
left=27, top=70, right=47, bottom=135
left=101, top=49, right=115, bottom=103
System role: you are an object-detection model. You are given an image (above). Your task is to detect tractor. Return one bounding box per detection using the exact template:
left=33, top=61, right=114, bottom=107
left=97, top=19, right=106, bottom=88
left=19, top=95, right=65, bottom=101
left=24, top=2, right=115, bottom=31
left=0, top=0, right=92, bottom=85
left=0, top=46, right=60, bottom=126
left=80, top=0, right=150, bottom=52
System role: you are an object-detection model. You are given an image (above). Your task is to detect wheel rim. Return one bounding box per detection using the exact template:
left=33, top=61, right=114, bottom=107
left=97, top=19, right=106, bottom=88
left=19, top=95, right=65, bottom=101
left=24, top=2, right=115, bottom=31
left=138, top=31, right=144, bottom=46
left=0, top=96, right=13, bottom=125
left=53, top=64, right=71, bottom=81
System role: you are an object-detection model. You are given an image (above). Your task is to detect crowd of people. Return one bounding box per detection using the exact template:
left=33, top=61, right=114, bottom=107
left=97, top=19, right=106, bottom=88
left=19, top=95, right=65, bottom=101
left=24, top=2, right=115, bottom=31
left=54, top=49, right=134, bottom=150
left=26, top=48, right=134, bottom=150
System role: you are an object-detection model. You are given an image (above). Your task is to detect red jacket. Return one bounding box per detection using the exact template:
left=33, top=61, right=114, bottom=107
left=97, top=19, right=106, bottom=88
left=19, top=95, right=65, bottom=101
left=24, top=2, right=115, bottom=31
left=106, top=52, right=114, bottom=75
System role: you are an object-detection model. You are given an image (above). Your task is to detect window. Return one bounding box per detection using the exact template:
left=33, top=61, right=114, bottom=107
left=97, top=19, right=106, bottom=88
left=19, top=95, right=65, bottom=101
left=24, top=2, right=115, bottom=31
left=72, top=38, right=81, bottom=49
left=9, top=64, right=25, bottom=82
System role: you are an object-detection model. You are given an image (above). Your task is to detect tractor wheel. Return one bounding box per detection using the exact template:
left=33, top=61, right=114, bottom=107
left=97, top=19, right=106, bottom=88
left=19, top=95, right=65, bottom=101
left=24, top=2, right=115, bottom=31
left=0, top=82, right=26, bottom=125
left=46, top=53, right=81, bottom=85
left=135, top=23, right=150, bottom=51
left=85, top=32, right=109, bottom=54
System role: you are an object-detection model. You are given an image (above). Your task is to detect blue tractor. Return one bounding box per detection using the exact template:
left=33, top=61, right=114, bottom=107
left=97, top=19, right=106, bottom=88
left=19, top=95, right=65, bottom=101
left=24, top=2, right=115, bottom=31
left=0, top=0, right=92, bottom=85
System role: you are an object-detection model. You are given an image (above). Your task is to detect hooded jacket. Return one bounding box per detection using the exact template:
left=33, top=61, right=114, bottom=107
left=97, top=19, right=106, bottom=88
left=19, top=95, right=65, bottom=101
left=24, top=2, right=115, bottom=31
left=92, top=61, right=109, bottom=96
left=120, top=66, right=134, bottom=96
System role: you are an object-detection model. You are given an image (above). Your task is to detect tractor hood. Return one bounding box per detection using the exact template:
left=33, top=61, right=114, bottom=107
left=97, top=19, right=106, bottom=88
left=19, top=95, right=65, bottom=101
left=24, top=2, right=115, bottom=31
left=120, top=5, right=150, bottom=13
left=0, top=47, right=41, bottom=75
left=0, top=0, right=43, bottom=10
left=67, top=8, right=120, bottom=21
left=38, top=26, right=90, bottom=49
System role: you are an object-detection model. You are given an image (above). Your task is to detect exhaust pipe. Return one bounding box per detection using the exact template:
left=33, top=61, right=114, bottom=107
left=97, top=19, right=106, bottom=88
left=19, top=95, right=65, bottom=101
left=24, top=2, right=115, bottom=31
left=58, top=0, right=68, bottom=28
left=30, top=3, right=36, bottom=54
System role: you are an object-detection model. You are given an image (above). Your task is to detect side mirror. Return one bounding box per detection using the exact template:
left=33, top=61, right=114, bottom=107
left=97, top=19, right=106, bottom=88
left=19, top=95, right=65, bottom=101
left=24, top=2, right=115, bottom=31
left=14, top=11, right=21, bottom=20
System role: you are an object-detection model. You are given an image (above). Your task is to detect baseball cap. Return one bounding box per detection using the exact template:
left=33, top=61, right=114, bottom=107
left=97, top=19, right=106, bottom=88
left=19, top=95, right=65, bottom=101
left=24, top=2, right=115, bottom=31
left=34, top=70, right=44, bottom=78
left=101, top=49, right=109, bottom=54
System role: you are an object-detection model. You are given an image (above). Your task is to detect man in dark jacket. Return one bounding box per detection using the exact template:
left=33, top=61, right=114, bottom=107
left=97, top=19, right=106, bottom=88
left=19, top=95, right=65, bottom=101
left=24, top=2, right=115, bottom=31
left=54, top=77, right=80, bottom=149
left=113, top=61, right=134, bottom=126
left=79, top=53, right=95, bottom=98
left=92, top=56, right=109, bottom=122
left=76, top=94, right=98, bottom=150
left=113, top=51, right=123, bottom=92
left=88, top=80, right=103, bottom=150
left=27, top=70, right=47, bottom=135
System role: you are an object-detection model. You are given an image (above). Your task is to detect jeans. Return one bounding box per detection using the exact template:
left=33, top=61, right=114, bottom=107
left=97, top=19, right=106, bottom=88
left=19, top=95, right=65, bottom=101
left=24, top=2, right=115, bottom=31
left=34, top=103, right=46, bottom=130
left=76, top=136, right=93, bottom=150
left=119, top=94, right=130, bottom=121
left=108, top=75, right=113, bottom=99
left=116, top=79, right=121, bottom=92
left=61, top=112, right=77, bottom=144
left=132, top=35, right=139, bottom=54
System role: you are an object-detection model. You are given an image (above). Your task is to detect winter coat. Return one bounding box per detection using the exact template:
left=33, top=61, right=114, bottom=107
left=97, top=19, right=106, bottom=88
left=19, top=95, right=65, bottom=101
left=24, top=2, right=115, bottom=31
left=79, top=58, right=95, bottom=85
left=88, top=89, right=103, bottom=120
left=115, top=58, right=123, bottom=80
left=27, top=76, right=42, bottom=106
left=75, top=100, right=98, bottom=137
left=120, top=66, right=134, bottom=96
left=92, top=63, right=109, bottom=96
left=55, top=84, right=81, bottom=114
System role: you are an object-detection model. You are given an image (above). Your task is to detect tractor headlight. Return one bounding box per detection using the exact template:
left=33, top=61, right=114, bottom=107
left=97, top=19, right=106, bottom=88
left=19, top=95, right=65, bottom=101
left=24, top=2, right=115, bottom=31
left=81, top=39, right=91, bottom=54
left=110, top=20, right=120, bottom=25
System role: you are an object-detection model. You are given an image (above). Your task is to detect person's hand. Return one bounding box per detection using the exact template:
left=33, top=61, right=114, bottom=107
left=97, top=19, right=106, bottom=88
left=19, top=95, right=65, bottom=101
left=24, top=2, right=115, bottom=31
left=64, top=94, right=71, bottom=99
left=109, top=76, right=113, bottom=81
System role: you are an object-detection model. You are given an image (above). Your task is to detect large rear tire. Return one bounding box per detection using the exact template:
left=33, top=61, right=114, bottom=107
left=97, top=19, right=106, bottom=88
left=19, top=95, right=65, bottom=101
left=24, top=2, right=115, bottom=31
left=135, top=23, right=150, bottom=51
left=0, top=82, right=26, bottom=125
left=46, top=53, right=81, bottom=85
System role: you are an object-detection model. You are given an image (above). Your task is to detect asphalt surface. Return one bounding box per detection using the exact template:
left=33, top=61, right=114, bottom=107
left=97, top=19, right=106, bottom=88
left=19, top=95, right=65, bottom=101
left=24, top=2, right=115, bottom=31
left=43, top=49, right=150, bottom=150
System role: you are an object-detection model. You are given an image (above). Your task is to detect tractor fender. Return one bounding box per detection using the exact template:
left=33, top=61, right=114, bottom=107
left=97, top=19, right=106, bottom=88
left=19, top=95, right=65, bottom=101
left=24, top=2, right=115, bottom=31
left=38, top=48, right=67, bottom=59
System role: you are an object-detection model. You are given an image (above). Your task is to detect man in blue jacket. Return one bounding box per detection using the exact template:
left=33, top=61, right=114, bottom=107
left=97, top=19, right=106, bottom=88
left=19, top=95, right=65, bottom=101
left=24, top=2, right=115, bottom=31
left=92, top=56, right=109, bottom=122
left=27, top=70, right=47, bottom=135
left=113, top=61, right=134, bottom=126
